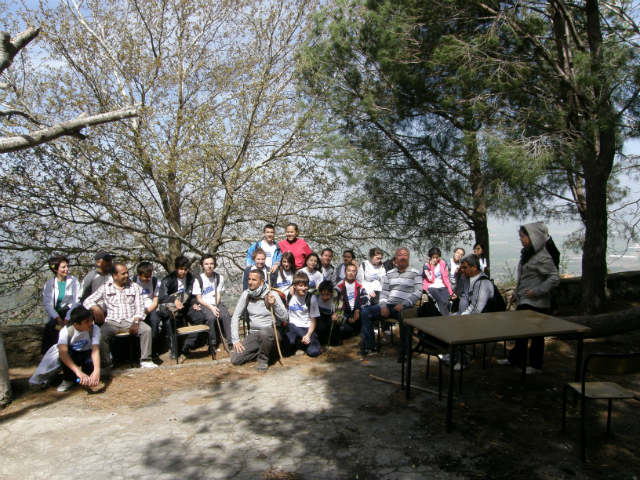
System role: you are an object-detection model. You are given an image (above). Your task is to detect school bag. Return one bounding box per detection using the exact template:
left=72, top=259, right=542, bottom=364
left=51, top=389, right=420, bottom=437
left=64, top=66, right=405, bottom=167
left=286, top=291, right=314, bottom=311
left=132, top=275, right=159, bottom=292
left=477, top=278, right=507, bottom=313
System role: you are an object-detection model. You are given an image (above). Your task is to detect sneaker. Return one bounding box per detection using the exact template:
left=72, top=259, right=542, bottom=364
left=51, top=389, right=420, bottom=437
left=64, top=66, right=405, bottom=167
left=526, top=366, right=542, bottom=375
left=178, top=354, right=187, bottom=364
left=397, top=354, right=408, bottom=364
left=257, top=361, right=269, bottom=372
left=357, top=348, right=377, bottom=356
left=169, top=352, right=176, bottom=360
left=57, top=380, right=75, bottom=392
left=438, top=354, right=450, bottom=364
left=140, top=360, right=158, bottom=369
left=496, top=359, right=512, bottom=366
left=453, top=363, right=463, bottom=371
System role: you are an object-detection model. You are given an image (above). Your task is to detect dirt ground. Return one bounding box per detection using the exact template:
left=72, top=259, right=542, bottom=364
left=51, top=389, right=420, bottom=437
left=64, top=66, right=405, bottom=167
left=4, top=330, right=640, bottom=480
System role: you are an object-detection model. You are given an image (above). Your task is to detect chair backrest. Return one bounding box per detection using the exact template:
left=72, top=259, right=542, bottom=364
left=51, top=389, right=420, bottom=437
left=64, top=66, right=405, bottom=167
left=584, top=352, right=640, bottom=376
left=401, top=307, right=420, bottom=321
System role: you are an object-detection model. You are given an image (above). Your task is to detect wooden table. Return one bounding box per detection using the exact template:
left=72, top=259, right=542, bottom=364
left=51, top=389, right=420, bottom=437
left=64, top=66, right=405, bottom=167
left=404, top=310, right=591, bottom=431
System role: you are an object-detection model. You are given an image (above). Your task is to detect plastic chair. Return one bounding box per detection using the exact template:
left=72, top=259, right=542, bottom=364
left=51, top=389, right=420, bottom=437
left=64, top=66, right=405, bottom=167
left=562, top=352, right=640, bottom=462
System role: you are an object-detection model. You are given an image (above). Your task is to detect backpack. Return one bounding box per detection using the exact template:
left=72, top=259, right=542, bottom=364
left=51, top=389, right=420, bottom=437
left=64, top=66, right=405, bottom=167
left=477, top=278, right=507, bottom=313
left=195, top=272, right=219, bottom=296
left=287, top=291, right=314, bottom=311
left=545, top=236, right=561, bottom=271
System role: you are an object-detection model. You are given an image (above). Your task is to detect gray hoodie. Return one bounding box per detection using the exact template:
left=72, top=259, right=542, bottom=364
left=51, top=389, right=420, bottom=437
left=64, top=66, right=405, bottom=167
left=515, top=222, right=560, bottom=309
left=231, top=285, right=288, bottom=345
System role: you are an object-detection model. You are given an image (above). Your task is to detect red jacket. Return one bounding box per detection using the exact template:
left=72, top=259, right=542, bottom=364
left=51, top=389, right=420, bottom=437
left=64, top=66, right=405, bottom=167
left=278, top=238, right=312, bottom=270
left=422, top=259, right=452, bottom=295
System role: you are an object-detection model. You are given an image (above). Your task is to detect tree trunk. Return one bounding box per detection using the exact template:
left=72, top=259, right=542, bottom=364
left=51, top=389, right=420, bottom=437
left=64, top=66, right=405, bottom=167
left=0, top=331, right=11, bottom=407
left=563, top=306, right=640, bottom=339
left=466, top=127, right=490, bottom=274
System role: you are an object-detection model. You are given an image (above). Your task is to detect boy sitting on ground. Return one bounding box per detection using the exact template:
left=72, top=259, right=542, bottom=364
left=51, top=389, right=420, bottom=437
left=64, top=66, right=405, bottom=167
left=285, top=272, right=321, bottom=357
left=57, top=306, right=101, bottom=393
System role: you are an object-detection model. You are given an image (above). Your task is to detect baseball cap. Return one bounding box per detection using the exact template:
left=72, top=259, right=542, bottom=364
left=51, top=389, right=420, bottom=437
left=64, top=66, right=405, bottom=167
left=94, top=250, right=114, bottom=261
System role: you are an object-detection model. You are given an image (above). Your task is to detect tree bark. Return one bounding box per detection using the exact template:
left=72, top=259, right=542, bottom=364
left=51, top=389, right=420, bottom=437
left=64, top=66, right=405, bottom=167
left=0, top=331, right=11, bottom=407
left=0, top=27, right=40, bottom=76
left=563, top=306, right=640, bottom=339
left=0, top=107, right=139, bottom=153
left=466, top=127, right=490, bottom=274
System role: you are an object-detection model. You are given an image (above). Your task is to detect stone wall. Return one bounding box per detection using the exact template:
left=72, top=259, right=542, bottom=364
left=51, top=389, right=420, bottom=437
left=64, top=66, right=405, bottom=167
left=0, top=324, right=45, bottom=365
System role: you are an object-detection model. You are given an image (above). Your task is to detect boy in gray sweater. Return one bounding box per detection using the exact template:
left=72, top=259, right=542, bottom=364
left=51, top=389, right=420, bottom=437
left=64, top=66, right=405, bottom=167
left=231, top=270, right=288, bottom=371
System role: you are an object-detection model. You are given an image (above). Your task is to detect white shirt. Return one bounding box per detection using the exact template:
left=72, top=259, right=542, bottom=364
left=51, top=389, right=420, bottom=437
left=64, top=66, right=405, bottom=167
left=317, top=296, right=335, bottom=317
left=288, top=294, right=320, bottom=328
left=276, top=270, right=294, bottom=290
left=260, top=240, right=278, bottom=268
left=430, top=264, right=445, bottom=289
left=135, top=277, right=159, bottom=310
left=344, top=281, right=356, bottom=310
left=177, top=277, right=186, bottom=293
left=357, top=260, right=386, bottom=293
left=58, top=325, right=100, bottom=352
left=301, top=268, right=323, bottom=289
left=192, top=273, right=223, bottom=305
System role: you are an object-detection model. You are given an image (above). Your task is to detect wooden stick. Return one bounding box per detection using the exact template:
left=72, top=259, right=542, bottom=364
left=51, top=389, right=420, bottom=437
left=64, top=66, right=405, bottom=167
left=268, top=275, right=284, bottom=366
left=369, top=374, right=457, bottom=399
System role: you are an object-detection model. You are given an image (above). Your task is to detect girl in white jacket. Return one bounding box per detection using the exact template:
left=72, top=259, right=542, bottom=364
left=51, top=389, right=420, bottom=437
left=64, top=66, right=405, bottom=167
left=41, top=255, right=81, bottom=354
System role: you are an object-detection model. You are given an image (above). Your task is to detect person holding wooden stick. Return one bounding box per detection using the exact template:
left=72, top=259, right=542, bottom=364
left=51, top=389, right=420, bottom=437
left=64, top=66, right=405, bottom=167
left=230, top=270, right=288, bottom=372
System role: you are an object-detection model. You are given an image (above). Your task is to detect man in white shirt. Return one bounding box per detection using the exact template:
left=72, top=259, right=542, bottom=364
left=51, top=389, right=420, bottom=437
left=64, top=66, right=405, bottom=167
left=83, top=263, right=157, bottom=370
left=133, top=261, right=161, bottom=358
left=245, top=224, right=282, bottom=273
left=192, top=254, right=233, bottom=355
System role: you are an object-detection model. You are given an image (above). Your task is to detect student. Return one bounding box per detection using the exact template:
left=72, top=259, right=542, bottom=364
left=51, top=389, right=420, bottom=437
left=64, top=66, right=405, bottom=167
left=454, top=254, right=494, bottom=316
left=242, top=248, right=277, bottom=290
left=423, top=247, right=453, bottom=315
left=315, top=280, right=340, bottom=345
left=80, top=250, right=114, bottom=324
left=448, top=248, right=465, bottom=294
left=382, top=255, right=396, bottom=274
left=230, top=270, right=288, bottom=371
left=332, top=249, right=356, bottom=284
left=275, top=251, right=296, bottom=293
left=278, top=223, right=312, bottom=270
left=132, top=261, right=161, bottom=358
left=356, top=248, right=386, bottom=306
left=499, top=223, right=560, bottom=374
left=319, top=248, right=335, bottom=282
left=192, top=254, right=233, bottom=355
left=359, top=248, right=422, bottom=359
left=300, top=253, right=324, bottom=291
left=41, top=255, right=81, bottom=354
left=245, top=224, right=282, bottom=273
left=336, top=264, right=370, bottom=338
left=285, top=272, right=321, bottom=357
left=56, top=306, right=101, bottom=392
left=83, top=263, right=157, bottom=370
left=473, top=243, right=489, bottom=277
left=157, top=255, right=210, bottom=362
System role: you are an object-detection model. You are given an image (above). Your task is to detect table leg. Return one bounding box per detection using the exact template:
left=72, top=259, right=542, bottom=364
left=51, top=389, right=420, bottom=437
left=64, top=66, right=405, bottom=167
left=521, top=341, right=527, bottom=383
left=446, top=343, right=455, bottom=432
left=575, top=333, right=584, bottom=382
left=405, top=325, right=412, bottom=401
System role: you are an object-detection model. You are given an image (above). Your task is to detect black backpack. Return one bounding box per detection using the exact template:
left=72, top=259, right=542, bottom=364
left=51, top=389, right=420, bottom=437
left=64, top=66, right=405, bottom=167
left=287, top=291, right=314, bottom=311
left=478, top=278, right=507, bottom=313
left=132, top=275, right=158, bottom=292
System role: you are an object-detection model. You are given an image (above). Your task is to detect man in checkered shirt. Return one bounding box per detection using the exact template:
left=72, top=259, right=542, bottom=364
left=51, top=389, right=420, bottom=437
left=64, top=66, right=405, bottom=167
left=84, top=263, right=158, bottom=370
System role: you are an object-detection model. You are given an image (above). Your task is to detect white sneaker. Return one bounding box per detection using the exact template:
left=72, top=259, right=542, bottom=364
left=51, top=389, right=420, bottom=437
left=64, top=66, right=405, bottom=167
left=453, top=363, right=463, bottom=371
left=140, top=360, right=158, bottom=369
left=57, top=380, right=75, bottom=392
left=526, top=366, right=542, bottom=375
left=496, top=359, right=512, bottom=366
left=438, top=354, right=450, bottom=364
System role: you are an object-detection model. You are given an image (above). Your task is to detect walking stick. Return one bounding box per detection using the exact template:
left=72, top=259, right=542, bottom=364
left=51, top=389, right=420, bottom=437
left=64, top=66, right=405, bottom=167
left=267, top=275, right=284, bottom=366
left=214, top=313, right=230, bottom=356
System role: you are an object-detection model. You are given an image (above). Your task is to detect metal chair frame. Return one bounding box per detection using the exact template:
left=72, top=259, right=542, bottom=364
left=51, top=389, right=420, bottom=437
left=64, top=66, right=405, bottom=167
left=169, top=313, right=214, bottom=365
left=562, top=352, right=640, bottom=462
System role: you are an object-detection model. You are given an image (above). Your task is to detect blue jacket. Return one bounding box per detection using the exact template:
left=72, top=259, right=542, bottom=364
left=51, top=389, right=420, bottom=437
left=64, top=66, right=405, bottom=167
left=245, top=240, right=282, bottom=267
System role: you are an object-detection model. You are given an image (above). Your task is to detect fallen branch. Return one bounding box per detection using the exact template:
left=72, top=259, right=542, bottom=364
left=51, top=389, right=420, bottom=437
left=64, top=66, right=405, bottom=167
left=369, top=374, right=457, bottom=399
left=561, top=306, right=640, bottom=339
left=0, top=106, right=139, bottom=153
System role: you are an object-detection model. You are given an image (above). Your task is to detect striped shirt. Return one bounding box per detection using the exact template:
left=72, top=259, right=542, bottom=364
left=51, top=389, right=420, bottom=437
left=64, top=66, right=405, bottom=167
left=83, top=279, right=145, bottom=324
left=379, top=267, right=422, bottom=308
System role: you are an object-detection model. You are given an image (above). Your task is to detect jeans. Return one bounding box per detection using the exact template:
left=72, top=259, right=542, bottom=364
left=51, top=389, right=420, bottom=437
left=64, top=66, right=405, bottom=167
left=360, top=304, right=406, bottom=354
left=285, top=323, right=321, bottom=357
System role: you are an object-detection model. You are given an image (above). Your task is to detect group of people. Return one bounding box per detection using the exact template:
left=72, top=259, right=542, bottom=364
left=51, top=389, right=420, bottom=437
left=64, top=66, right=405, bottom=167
left=36, top=221, right=560, bottom=392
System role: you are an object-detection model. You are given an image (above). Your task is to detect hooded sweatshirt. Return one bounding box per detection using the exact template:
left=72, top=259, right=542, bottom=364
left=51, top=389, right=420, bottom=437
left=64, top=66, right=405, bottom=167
left=515, top=222, right=560, bottom=309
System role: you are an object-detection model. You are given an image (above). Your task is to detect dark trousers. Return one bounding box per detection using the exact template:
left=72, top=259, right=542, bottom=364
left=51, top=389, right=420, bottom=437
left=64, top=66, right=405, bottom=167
left=285, top=324, right=321, bottom=357
left=507, top=304, right=547, bottom=370
left=143, top=310, right=161, bottom=355
left=202, top=303, right=233, bottom=346
left=340, top=315, right=361, bottom=337
left=231, top=327, right=283, bottom=365
left=159, top=305, right=207, bottom=354
left=361, top=304, right=405, bottom=353
left=61, top=349, right=94, bottom=381
left=316, top=315, right=341, bottom=345
left=428, top=287, right=450, bottom=315
left=42, top=317, right=62, bottom=354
